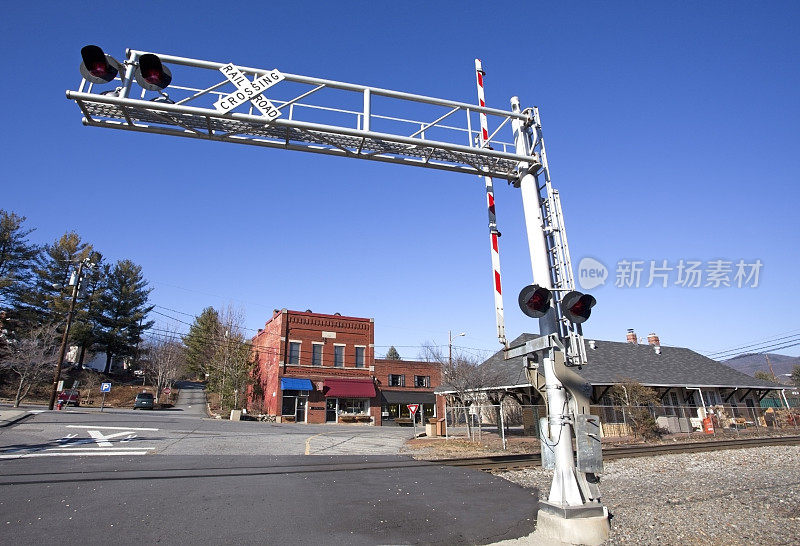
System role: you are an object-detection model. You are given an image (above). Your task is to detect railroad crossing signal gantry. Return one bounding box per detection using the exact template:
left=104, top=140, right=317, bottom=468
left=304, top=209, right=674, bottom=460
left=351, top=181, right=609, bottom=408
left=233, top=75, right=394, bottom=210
left=66, top=49, right=540, bottom=181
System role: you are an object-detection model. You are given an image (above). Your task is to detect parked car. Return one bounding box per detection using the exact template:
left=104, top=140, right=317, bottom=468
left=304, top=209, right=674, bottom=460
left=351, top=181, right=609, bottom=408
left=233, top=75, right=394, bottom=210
left=57, top=389, right=80, bottom=407
left=133, top=392, right=154, bottom=410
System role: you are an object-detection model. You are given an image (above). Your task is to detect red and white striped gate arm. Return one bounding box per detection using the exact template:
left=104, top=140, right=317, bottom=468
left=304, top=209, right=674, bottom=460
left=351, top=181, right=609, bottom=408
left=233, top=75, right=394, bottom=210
left=475, top=59, right=507, bottom=347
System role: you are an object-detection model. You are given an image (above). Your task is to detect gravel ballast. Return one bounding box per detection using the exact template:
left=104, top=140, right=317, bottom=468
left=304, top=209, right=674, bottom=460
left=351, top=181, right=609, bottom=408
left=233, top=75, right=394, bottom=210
left=498, top=445, right=800, bottom=545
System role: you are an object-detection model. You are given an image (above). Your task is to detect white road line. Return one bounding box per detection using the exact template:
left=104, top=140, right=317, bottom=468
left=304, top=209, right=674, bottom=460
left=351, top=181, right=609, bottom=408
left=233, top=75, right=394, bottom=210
left=47, top=446, right=155, bottom=451
left=66, top=425, right=159, bottom=431
left=0, top=452, right=149, bottom=458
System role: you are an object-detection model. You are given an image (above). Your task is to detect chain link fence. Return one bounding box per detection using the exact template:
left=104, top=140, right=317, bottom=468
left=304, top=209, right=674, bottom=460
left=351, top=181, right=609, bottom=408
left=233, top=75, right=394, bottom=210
left=444, top=402, right=799, bottom=447
left=594, top=403, right=800, bottom=438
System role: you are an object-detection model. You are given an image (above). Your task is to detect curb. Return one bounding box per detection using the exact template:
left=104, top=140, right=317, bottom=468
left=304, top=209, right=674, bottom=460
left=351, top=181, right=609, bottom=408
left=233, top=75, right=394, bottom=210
left=0, top=412, right=34, bottom=428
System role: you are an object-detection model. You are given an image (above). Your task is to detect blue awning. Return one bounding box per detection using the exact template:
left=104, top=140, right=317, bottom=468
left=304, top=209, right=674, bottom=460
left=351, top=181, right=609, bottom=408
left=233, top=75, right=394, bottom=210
left=281, top=377, right=313, bottom=391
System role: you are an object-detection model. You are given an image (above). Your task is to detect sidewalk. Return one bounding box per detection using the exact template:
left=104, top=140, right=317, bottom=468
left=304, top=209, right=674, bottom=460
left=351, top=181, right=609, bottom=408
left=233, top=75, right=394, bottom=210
left=0, top=408, right=36, bottom=427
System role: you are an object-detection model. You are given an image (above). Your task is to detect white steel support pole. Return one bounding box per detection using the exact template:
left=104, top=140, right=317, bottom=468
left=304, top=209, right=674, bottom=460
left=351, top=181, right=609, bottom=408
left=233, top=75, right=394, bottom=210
left=511, top=98, right=551, bottom=291
left=363, top=89, right=371, bottom=132
left=511, top=96, right=582, bottom=506
left=512, top=97, right=609, bottom=544
left=475, top=60, right=507, bottom=347
left=120, top=50, right=138, bottom=99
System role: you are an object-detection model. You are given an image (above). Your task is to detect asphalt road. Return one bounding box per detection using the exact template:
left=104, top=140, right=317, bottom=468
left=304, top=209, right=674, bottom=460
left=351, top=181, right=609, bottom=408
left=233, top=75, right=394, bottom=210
left=0, top=383, right=539, bottom=544
left=172, top=380, right=207, bottom=418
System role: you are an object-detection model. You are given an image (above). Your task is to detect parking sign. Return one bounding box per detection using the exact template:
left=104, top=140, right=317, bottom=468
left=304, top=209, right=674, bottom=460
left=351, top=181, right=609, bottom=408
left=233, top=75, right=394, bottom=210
left=100, top=382, right=111, bottom=392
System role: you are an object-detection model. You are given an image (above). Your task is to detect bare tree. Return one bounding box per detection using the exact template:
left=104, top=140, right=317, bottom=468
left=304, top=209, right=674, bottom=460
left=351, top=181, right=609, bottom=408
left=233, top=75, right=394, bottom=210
left=2, top=323, right=60, bottom=407
left=143, top=332, right=186, bottom=402
left=78, top=368, right=101, bottom=404
left=419, top=341, right=501, bottom=438
left=208, top=305, right=252, bottom=411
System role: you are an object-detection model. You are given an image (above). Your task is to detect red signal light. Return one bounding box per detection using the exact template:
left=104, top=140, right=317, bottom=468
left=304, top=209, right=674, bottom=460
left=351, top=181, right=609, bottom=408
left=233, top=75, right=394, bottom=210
left=518, top=284, right=552, bottom=318
left=135, top=54, right=172, bottom=91
left=80, top=45, right=121, bottom=84
left=562, top=291, right=596, bottom=324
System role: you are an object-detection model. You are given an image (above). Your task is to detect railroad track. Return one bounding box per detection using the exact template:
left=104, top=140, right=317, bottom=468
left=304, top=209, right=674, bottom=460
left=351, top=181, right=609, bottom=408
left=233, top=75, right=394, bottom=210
left=437, top=434, right=800, bottom=472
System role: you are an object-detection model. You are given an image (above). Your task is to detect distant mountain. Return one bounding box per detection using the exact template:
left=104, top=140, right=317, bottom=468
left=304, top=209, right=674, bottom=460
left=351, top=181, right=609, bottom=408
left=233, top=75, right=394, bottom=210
left=723, top=353, right=800, bottom=383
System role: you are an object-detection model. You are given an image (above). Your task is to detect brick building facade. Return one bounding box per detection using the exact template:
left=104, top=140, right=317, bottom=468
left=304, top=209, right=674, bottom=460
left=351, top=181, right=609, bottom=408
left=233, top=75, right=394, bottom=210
left=247, top=309, right=443, bottom=425
left=374, top=358, right=443, bottom=424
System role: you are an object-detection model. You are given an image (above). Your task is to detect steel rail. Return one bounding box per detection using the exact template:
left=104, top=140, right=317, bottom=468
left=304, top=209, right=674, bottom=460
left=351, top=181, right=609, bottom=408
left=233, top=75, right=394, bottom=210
left=436, top=435, right=800, bottom=471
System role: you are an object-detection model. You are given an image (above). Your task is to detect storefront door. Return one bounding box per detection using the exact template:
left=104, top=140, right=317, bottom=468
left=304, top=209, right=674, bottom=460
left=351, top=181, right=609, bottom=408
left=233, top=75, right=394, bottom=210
left=296, top=397, right=307, bottom=423
left=326, top=399, right=337, bottom=422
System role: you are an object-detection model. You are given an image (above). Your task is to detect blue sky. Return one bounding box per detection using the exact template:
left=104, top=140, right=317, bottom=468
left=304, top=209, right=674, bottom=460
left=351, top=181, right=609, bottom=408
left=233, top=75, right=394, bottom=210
left=2, top=1, right=798, bottom=361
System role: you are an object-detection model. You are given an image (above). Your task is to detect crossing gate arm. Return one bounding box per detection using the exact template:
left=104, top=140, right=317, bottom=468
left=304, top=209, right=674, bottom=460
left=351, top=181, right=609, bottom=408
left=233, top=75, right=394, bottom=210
left=66, top=49, right=541, bottom=180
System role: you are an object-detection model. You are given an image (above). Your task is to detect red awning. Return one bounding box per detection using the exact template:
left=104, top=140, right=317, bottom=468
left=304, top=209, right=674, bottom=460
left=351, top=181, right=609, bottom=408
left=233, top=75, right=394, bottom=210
left=324, top=379, right=376, bottom=398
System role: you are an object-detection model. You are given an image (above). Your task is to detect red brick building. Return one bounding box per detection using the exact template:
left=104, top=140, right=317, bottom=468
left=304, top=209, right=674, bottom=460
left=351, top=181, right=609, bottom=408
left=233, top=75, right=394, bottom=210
left=248, top=309, right=443, bottom=425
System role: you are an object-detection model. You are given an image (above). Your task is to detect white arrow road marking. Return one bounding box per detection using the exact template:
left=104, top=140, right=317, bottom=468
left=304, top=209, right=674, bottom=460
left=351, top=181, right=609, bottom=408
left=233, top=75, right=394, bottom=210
left=87, top=430, right=138, bottom=447
left=0, top=426, right=159, bottom=458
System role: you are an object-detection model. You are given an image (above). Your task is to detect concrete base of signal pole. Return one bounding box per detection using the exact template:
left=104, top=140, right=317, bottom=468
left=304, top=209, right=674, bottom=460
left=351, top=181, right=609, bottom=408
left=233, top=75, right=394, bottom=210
left=530, top=502, right=610, bottom=546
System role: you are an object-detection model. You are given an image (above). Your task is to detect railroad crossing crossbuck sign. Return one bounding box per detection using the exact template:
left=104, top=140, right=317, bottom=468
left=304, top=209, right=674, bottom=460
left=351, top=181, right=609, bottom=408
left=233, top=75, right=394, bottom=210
left=214, top=63, right=284, bottom=121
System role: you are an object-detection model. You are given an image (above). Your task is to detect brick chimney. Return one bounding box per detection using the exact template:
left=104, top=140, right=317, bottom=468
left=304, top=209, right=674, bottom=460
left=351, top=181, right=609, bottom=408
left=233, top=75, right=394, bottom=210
left=647, top=332, right=660, bottom=346
left=626, top=328, right=637, bottom=344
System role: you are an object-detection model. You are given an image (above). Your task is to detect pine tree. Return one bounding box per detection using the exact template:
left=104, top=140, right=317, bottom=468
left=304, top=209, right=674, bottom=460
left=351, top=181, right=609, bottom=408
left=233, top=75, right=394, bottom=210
left=183, top=307, right=221, bottom=379
left=0, top=210, right=40, bottom=311
left=385, top=346, right=401, bottom=360
left=95, top=260, right=154, bottom=373
left=17, top=232, right=93, bottom=328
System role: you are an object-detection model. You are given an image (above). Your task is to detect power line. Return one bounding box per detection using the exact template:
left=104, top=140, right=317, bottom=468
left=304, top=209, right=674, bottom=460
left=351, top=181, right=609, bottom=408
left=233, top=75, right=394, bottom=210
left=707, top=334, right=800, bottom=360
left=704, top=328, right=800, bottom=358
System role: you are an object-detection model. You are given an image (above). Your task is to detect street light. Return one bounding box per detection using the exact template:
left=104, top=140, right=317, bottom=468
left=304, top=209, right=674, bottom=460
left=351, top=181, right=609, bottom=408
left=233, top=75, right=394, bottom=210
left=448, top=330, right=466, bottom=368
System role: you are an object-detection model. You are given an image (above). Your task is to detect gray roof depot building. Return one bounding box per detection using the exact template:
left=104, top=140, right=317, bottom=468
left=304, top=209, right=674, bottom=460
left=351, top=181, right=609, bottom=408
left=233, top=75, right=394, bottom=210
left=469, top=333, right=791, bottom=412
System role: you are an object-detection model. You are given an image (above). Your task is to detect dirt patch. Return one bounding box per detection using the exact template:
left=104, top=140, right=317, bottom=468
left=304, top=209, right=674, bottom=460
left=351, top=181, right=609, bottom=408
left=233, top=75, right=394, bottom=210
left=404, top=428, right=800, bottom=460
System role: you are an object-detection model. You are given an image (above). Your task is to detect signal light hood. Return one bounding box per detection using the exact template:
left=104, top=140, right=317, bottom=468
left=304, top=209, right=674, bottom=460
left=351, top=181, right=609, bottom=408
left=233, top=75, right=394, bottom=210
left=80, top=45, right=121, bottom=84
left=135, top=53, right=172, bottom=91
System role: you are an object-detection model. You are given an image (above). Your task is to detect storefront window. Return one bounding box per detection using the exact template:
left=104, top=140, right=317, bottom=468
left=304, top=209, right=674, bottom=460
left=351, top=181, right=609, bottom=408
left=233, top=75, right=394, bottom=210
left=282, top=390, right=308, bottom=416
left=338, top=398, right=367, bottom=414
left=384, top=404, right=400, bottom=419
left=423, top=404, right=435, bottom=419
left=282, top=396, right=295, bottom=416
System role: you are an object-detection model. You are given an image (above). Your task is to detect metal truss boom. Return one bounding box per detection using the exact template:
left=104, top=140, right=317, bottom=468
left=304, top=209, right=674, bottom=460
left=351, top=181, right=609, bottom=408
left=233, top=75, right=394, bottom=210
left=66, top=49, right=541, bottom=180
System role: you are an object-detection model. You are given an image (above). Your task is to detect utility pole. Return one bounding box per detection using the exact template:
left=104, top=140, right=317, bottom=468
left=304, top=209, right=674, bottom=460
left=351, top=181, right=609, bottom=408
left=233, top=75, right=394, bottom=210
left=766, top=353, right=776, bottom=380
left=448, top=330, right=465, bottom=368
left=48, top=260, right=86, bottom=410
